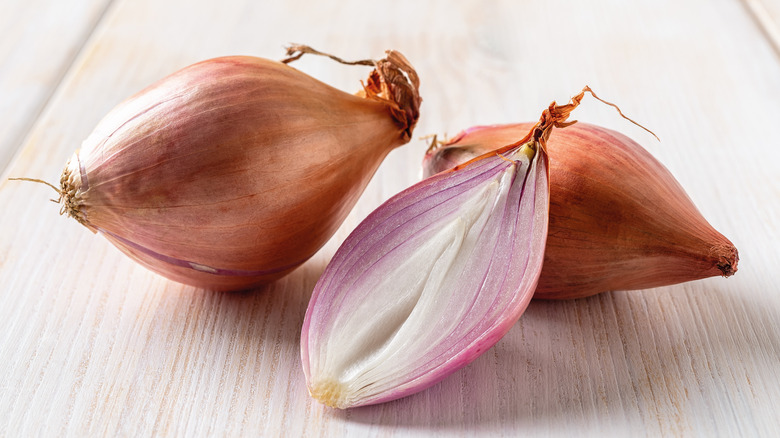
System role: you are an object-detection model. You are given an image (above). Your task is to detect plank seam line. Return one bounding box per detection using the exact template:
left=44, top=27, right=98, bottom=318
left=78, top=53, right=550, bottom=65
left=740, top=0, right=780, bottom=59
left=0, top=0, right=120, bottom=179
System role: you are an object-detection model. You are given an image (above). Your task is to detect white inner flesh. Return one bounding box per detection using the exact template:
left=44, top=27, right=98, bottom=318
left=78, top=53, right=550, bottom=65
left=311, top=160, right=527, bottom=406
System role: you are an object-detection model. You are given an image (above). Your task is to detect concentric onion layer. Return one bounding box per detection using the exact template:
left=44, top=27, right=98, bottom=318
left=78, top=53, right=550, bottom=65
left=302, top=143, right=549, bottom=408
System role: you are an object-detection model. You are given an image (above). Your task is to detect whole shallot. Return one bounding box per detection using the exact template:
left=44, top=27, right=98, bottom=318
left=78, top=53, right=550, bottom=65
left=424, top=101, right=736, bottom=299
left=16, top=46, right=421, bottom=291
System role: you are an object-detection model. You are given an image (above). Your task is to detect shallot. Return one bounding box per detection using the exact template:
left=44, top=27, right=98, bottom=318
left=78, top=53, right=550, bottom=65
left=15, top=46, right=421, bottom=291
left=423, top=116, right=737, bottom=299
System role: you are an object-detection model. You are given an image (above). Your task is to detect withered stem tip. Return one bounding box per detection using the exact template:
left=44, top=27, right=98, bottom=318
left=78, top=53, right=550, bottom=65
left=280, top=44, right=375, bottom=66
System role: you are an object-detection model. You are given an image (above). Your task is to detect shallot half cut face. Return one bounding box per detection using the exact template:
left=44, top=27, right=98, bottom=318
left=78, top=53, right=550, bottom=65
left=301, top=140, right=549, bottom=408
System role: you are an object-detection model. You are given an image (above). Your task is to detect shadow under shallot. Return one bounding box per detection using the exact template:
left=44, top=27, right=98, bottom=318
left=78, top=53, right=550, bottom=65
left=132, top=259, right=327, bottom=435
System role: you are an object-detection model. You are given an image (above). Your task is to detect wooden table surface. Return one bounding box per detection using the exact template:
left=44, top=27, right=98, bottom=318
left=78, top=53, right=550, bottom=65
left=1, top=0, right=779, bottom=436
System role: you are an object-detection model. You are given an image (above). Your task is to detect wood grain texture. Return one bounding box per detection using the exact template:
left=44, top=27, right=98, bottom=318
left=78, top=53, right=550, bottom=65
left=0, top=0, right=114, bottom=174
left=744, top=0, right=780, bottom=55
left=1, top=0, right=779, bottom=436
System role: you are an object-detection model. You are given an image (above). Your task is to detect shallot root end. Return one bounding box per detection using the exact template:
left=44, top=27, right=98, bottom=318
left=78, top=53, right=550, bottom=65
left=308, top=379, right=347, bottom=409
left=9, top=170, right=91, bottom=230
left=8, top=177, right=62, bottom=199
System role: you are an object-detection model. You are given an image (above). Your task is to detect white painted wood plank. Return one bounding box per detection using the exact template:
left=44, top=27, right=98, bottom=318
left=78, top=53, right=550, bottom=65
left=0, top=0, right=114, bottom=173
left=0, top=0, right=778, bottom=436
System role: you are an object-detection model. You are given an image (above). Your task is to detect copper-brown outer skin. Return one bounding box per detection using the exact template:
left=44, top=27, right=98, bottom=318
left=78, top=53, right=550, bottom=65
left=70, top=56, right=417, bottom=290
left=424, top=123, right=738, bottom=299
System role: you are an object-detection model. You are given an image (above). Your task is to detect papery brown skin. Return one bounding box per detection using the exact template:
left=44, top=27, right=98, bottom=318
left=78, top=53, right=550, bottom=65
left=58, top=53, right=420, bottom=291
left=423, top=122, right=738, bottom=299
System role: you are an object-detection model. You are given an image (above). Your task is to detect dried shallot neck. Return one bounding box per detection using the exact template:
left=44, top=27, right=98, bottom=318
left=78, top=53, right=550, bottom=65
left=461, top=86, right=659, bottom=166
left=282, top=44, right=421, bottom=141
left=532, top=86, right=659, bottom=150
